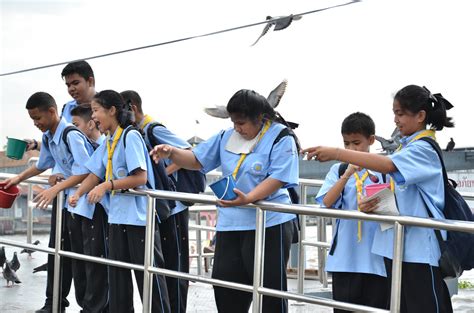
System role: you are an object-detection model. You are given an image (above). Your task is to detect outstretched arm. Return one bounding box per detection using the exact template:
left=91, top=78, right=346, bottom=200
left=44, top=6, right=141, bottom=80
left=150, top=144, right=202, bottom=170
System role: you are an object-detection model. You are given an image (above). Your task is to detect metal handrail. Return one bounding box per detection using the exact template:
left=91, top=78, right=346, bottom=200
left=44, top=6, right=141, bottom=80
left=2, top=172, right=474, bottom=313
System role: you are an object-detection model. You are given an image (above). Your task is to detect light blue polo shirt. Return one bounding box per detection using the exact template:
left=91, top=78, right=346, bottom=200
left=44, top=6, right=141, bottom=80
left=193, top=122, right=298, bottom=231
left=86, top=126, right=155, bottom=226
left=316, top=163, right=387, bottom=276
left=60, top=100, right=78, bottom=123
left=143, top=122, right=192, bottom=215
left=36, top=118, right=94, bottom=215
left=372, top=130, right=446, bottom=266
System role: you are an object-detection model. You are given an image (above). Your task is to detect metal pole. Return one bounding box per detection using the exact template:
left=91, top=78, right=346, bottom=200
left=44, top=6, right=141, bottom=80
left=390, top=222, right=404, bottom=313
left=297, top=185, right=307, bottom=295
left=196, top=211, right=203, bottom=275
left=52, top=191, right=64, bottom=313
left=142, top=196, right=155, bottom=313
left=252, top=207, right=266, bottom=313
left=320, top=217, right=328, bottom=288
left=26, top=183, right=33, bottom=245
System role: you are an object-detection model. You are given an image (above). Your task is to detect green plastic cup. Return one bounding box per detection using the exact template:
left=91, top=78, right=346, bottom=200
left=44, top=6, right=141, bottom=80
left=6, top=137, right=28, bottom=160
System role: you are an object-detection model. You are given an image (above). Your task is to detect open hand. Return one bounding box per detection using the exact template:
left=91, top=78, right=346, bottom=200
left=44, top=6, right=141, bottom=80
left=359, top=195, right=380, bottom=213
left=149, top=144, right=173, bottom=164
left=87, top=183, right=108, bottom=204
left=68, top=193, right=80, bottom=207
left=300, top=146, right=339, bottom=162
left=34, top=187, right=57, bottom=209
left=217, top=188, right=251, bottom=207
left=1, top=176, right=21, bottom=189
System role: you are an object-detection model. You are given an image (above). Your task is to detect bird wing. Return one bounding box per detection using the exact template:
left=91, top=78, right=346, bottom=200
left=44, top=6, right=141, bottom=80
left=273, top=15, right=295, bottom=31
left=251, top=21, right=273, bottom=46
left=204, top=106, right=229, bottom=119
left=266, top=80, right=287, bottom=108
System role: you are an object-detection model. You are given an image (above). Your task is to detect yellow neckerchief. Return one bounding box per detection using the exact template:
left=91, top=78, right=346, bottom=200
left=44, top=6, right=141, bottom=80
left=396, top=129, right=436, bottom=152
left=354, top=171, right=369, bottom=242
left=232, top=120, right=272, bottom=179
left=140, top=114, right=154, bottom=130
left=106, top=126, right=124, bottom=195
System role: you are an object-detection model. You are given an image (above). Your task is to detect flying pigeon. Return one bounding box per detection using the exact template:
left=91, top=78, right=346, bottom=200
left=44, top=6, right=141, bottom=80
left=251, top=15, right=302, bottom=46
left=9, top=251, right=20, bottom=272
left=33, top=262, right=48, bottom=274
left=375, top=127, right=402, bottom=154
left=3, top=262, right=21, bottom=287
left=20, top=239, right=40, bottom=257
left=204, top=80, right=288, bottom=119
left=446, top=138, right=455, bottom=151
left=0, top=246, right=6, bottom=269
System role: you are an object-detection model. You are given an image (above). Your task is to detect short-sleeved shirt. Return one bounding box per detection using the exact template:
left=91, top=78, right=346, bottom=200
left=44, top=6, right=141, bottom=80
left=36, top=118, right=94, bottom=216
left=372, top=130, right=445, bottom=266
left=193, top=122, right=298, bottom=231
left=86, top=126, right=155, bottom=226
left=316, top=163, right=387, bottom=276
left=143, top=122, right=192, bottom=215
left=51, top=100, right=78, bottom=176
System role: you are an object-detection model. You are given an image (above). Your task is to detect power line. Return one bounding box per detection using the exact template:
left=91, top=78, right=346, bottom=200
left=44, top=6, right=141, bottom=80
left=0, top=1, right=360, bottom=77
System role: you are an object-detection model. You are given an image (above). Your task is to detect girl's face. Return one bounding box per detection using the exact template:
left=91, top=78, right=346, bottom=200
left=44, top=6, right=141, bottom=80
left=230, top=114, right=263, bottom=140
left=342, top=133, right=374, bottom=152
left=91, top=100, right=116, bottom=133
left=393, top=99, right=426, bottom=137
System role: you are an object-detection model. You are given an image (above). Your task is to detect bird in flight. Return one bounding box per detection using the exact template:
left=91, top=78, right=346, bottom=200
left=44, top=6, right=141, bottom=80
left=251, top=14, right=302, bottom=46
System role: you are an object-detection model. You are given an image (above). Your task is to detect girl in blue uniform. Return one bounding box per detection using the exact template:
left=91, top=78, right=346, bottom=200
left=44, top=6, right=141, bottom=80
left=303, top=85, right=454, bottom=312
left=316, top=112, right=388, bottom=312
left=70, top=90, right=170, bottom=313
left=150, top=89, right=299, bottom=313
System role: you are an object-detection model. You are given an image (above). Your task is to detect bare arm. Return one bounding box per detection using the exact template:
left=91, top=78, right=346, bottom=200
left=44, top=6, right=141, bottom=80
left=34, top=174, right=88, bottom=209
left=322, top=165, right=357, bottom=207
left=2, top=165, right=45, bottom=189
left=150, top=144, right=202, bottom=170
left=301, top=146, right=397, bottom=174
left=218, top=177, right=284, bottom=207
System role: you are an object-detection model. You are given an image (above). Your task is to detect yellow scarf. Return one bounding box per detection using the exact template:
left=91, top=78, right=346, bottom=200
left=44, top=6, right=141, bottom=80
left=106, top=126, right=124, bottom=195
left=396, top=129, right=436, bottom=152
left=140, top=114, right=154, bottom=130
left=232, top=120, right=272, bottom=179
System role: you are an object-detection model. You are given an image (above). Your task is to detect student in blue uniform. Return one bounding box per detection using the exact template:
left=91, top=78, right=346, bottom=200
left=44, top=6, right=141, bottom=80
left=70, top=90, right=170, bottom=313
left=315, top=112, right=388, bottom=312
left=70, top=104, right=109, bottom=312
left=2, top=92, right=94, bottom=312
left=303, top=85, right=454, bottom=313
left=121, top=90, right=190, bottom=313
left=150, top=89, right=299, bottom=313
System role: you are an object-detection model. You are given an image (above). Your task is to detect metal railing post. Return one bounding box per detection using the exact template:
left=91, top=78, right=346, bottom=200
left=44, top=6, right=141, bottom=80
left=26, top=183, right=34, bottom=245
left=52, top=191, right=64, bottom=313
left=196, top=211, right=203, bottom=275
left=252, top=207, right=266, bottom=313
left=297, top=185, right=307, bottom=295
left=390, top=222, right=404, bottom=313
left=320, top=217, right=328, bottom=288
left=142, top=196, right=156, bottom=312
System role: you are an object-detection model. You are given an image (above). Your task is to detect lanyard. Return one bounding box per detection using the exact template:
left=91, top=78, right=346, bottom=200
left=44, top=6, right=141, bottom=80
left=106, top=126, right=124, bottom=195
left=354, top=171, right=369, bottom=242
left=140, top=114, right=154, bottom=130
left=396, top=129, right=436, bottom=152
left=232, top=120, right=271, bottom=179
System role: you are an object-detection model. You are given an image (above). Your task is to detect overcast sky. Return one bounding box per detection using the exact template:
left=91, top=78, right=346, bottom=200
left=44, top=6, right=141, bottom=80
left=1, top=0, right=473, bottom=152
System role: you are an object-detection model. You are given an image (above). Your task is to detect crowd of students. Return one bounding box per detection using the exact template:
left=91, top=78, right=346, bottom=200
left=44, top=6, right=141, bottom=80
left=1, top=59, right=457, bottom=313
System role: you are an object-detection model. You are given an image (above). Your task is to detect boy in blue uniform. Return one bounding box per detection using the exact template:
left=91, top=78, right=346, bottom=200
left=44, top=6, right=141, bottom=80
left=315, top=112, right=387, bottom=312
left=2, top=92, right=94, bottom=312
left=70, top=90, right=170, bottom=313
left=121, top=90, right=190, bottom=313
left=303, top=85, right=454, bottom=312
left=150, top=89, right=299, bottom=313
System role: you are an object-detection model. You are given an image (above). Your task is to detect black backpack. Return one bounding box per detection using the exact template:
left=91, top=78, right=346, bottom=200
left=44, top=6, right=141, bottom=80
left=418, top=137, right=474, bottom=278
left=123, top=127, right=176, bottom=221
left=146, top=122, right=206, bottom=207
left=43, top=125, right=98, bottom=153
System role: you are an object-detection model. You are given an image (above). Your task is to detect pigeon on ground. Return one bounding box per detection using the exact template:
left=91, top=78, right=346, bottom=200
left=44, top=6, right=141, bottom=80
left=9, top=252, right=20, bottom=272
left=33, top=262, right=48, bottom=274
left=446, top=138, right=455, bottom=151
left=3, top=262, right=21, bottom=287
left=0, top=246, right=6, bottom=269
left=20, top=239, right=40, bottom=257
left=251, top=14, right=302, bottom=46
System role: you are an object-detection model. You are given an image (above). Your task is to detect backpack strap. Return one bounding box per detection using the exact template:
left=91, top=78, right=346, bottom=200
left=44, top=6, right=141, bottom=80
left=146, top=122, right=166, bottom=148
left=62, top=125, right=97, bottom=153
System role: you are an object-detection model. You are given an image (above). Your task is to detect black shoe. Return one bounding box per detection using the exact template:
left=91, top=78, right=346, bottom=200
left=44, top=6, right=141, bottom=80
left=35, top=305, right=66, bottom=313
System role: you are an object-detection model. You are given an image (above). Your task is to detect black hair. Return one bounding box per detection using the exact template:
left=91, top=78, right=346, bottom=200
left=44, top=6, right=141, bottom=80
left=226, top=89, right=276, bottom=122
left=92, top=90, right=135, bottom=129
left=71, top=104, right=93, bottom=122
left=61, top=60, right=94, bottom=82
left=394, top=85, right=454, bottom=131
left=25, top=92, right=57, bottom=111
left=120, top=90, right=143, bottom=114
left=341, top=112, right=375, bottom=138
